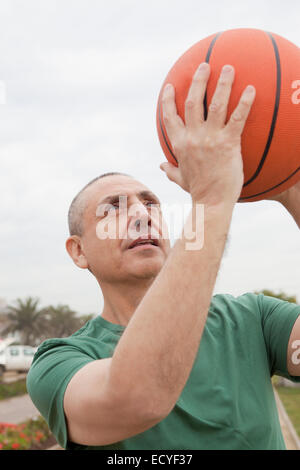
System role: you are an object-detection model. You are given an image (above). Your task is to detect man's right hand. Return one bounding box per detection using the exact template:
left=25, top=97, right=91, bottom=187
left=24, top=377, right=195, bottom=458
left=63, top=64, right=257, bottom=449
left=160, top=62, right=256, bottom=206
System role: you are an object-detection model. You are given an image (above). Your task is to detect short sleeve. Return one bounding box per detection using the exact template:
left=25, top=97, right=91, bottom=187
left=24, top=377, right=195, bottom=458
left=26, top=339, right=95, bottom=449
left=257, top=294, right=300, bottom=382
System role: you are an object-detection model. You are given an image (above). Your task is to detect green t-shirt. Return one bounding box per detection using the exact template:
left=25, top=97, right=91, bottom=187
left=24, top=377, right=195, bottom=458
left=26, top=293, right=300, bottom=450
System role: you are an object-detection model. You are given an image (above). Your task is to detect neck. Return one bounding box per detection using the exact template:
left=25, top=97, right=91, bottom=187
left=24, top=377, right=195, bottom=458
left=100, top=277, right=156, bottom=326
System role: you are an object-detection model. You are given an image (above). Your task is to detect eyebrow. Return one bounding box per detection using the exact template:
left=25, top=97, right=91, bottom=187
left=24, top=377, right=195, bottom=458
left=97, top=190, right=161, bottom=207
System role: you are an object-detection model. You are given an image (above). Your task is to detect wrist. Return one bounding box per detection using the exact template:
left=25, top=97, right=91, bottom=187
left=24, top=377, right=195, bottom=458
left=190, top=184, right=241, bottom=208
left=178, top=198, right=234, bottom=252
left=191, top=196, right=236, bottom=213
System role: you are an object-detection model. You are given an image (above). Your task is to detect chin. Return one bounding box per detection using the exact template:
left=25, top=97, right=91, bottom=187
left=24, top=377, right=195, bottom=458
left=129, top=257, right=165, bottom=280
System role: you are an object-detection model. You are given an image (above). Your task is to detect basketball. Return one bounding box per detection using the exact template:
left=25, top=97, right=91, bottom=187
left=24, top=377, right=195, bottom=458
left=156, top=28, right=300, bottom=202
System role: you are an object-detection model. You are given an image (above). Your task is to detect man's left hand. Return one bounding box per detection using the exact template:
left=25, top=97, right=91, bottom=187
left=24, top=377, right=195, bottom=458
left=267, top=179, right=300, bottom=228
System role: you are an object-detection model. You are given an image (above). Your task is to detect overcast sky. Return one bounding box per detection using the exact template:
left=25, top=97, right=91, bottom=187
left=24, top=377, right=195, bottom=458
left=0, top=0, right=299, bottom=316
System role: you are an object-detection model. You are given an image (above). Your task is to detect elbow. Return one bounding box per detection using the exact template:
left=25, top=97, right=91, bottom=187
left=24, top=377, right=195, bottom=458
left=107, top=365, right=175, bottom=429
left=118, top=388, right=173, bottom=427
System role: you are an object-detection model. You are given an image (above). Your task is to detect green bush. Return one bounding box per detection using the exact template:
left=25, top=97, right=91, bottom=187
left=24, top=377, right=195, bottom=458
left=0, top=416, right=52, bottom=450
left=0, top=379, right=27, bottom=401
left=275, top=385, right=300, bottom=438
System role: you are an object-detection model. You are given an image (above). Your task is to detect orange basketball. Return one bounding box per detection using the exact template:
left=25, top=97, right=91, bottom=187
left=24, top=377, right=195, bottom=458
left=156, top=28, right=300, bottom=202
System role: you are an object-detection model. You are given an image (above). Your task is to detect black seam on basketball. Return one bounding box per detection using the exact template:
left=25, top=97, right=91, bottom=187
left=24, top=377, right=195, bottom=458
left=239, top=165, right=300, bottom=200
left=243, top=32, right=281, bottom=187
left=203, top=32, right=223, bottom=120
left=158, top=100, right=178, bottom=164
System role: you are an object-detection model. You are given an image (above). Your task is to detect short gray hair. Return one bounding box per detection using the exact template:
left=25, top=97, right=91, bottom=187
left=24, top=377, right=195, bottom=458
left=68, top=172, right=131, bottom=237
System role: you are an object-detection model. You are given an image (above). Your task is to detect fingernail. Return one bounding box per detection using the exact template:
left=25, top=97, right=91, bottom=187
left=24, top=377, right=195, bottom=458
left=245, top=85, right=255, bottom=93
left=198, top=62, right=209, bottom=71
left=222, top=65, right=233, bottom=73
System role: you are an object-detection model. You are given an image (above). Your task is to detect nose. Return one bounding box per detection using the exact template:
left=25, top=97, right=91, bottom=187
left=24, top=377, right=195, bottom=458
left=128, top=201, right=151, bottom=238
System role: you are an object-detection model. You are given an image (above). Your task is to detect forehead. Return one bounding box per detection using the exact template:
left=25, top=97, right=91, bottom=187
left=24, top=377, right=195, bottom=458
left=85, top=175, right=155, bottom=208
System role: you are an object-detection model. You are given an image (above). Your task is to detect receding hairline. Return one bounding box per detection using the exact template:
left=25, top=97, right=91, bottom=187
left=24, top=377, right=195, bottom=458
left=68, top=172, right=132, bottom=237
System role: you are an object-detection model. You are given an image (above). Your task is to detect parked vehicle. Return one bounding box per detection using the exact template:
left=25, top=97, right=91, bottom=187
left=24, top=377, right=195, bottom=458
left=0, top=345, right=37, bottom=375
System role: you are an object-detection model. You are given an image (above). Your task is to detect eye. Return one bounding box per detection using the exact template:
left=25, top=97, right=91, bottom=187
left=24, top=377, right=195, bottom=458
left=98, top=203, right=119, bottom=218
left=105, top=203, right=119, bottom=214
left=145, top=200, right=159, bottom=208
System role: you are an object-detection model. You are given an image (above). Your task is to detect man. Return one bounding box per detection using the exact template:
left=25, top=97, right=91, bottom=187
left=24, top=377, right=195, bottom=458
left=27, top=62, right=300, bottom=450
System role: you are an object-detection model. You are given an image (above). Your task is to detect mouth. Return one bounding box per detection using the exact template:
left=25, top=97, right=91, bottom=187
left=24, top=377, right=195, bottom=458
left=127, top=237, right=160, bottom=250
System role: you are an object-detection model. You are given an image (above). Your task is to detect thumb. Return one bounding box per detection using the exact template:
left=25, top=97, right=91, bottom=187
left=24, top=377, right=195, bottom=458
left=160, top=162, right=180, bottom=183
left=160, top=162, right=188, bottom=193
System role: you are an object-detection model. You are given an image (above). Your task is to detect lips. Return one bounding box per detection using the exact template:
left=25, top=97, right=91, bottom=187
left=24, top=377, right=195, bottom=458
left=127, top=236, right=159, bottom=250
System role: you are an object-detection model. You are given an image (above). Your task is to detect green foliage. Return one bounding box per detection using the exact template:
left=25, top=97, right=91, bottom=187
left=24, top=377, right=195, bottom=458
left=0, top=415, right=52, bottom=450
left=275, top=385, right=300, bottom=438
left=0, top=379, right=27, bottom=401
left=254, top=289, right=298, bottom=304
left=2, top=296, right=95, bottom=346
left=38, top=305, right=93, bottom=343
left=1, top=297, right=45, bottom=346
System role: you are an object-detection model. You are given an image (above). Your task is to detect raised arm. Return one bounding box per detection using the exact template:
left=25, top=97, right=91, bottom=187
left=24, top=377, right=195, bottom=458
left=266, top=180, right=300, bottom=376
left=64, top=63, right=256, bottom=446
left=287, top=316, right=300, bottom=377
left=268, top=180, right=300, bottom=228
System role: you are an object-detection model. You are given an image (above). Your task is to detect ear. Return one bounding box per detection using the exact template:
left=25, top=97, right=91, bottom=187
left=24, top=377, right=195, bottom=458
left=65, top=235, right=89, bottom=269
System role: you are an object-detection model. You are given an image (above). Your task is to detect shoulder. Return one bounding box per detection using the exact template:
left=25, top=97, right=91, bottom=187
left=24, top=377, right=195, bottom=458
left=210, top=292, right=300, bottom=347
left=211, top=291, right=300, bottom=321
left=27, top=316, right=123, bottom=401
left=26, top=316, right=123, bottom=433
left=32, top=315, right=124, bottom=364
left=210, top=292, right=261, bottom=320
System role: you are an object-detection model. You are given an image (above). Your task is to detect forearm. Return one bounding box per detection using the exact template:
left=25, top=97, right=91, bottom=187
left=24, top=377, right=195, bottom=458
left=279, top=185, right=300, bottom=229
left=108, top=200, right=234, bottom=416
left=286, top=202, right=300, bottom=229
left=288, top=207, right=300, bottom=229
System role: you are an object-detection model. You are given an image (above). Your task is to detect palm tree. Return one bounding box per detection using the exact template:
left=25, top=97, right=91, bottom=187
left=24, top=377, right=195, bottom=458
left=2, top=297, right=45, bottom=346
left=39, top=304, right=93, bottom=341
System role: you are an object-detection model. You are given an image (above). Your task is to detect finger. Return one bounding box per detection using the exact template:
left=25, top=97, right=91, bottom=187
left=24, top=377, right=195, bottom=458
left=184, top=62, right=210, bottom=130
left=206, top=64, right=235, bottom=129
left=161, top=83, right=185, bottom=144
left=225, top=85, right=256, bottom=137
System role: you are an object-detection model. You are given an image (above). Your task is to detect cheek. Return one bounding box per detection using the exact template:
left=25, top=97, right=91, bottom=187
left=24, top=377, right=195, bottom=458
left=88, top=239, right=123, bottom=278
left=160, top=218, right=170, bottom=241
left=150, top=210, right=169, bottom=240
left=84, top=226, right=119, bottom=265
left=117, top=212, right=130, bottom=240
left=164, top=239, right=171, bottom=253
left=96, top=216, right=118, bottom=241
left=96, top=212, right=128, bottom=241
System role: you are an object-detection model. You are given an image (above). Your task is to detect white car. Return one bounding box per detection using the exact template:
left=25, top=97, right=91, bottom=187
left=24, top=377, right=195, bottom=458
left=0, top=345, right=37, bottom=375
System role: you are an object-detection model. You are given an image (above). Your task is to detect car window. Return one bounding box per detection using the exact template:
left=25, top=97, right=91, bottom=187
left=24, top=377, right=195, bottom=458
left=23, top=348, right=35, bottom=356
left=9, top=348, right=20, bottom=356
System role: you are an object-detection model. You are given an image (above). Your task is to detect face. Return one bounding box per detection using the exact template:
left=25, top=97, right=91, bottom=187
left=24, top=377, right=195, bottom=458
left=67, top=175, right=171, bottom=284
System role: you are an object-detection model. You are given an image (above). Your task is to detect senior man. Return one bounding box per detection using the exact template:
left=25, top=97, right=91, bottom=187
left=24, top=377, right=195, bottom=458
left=27, top=63, right=300, bottom=450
